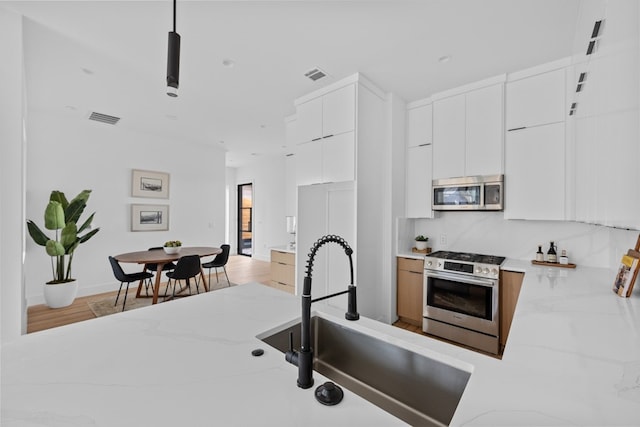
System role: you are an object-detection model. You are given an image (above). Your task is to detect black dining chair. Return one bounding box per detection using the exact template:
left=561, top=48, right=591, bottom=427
left=164, top=255, right=202, bottom=299
left=144, top=247, right=177, bottom=296
left=108, top=256, right=154, bottom=312
left=202, top=244, right=231, bottom=288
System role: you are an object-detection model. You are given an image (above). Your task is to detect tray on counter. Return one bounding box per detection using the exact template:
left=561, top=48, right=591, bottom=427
left=531, top=260, right=576, bottom=269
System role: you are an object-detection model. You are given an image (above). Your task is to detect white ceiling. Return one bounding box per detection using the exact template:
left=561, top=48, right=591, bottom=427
left=5, top=0, right=581, bottom=167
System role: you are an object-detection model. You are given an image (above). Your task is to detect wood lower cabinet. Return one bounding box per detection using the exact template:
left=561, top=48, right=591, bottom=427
left=500, top=271, right=524, bottom=347
left=270, top=250, right=295, bottom=294
left=397, top=257, right=424, bottom=326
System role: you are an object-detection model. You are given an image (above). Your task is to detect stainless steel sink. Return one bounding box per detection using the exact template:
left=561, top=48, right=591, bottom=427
left=258, top=315, right=471, bottom=426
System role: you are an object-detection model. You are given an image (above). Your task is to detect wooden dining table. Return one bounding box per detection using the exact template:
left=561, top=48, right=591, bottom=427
left=114, top=246, right=222, bottom=304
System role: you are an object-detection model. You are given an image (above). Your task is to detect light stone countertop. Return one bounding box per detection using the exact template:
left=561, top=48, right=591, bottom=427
left=3, top=262, right=640, bottom=426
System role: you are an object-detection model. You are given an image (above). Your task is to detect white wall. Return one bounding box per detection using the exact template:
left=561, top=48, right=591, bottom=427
left=24, top=112, right=226, bottom=304
left=0, top=8, right=27, bottom=342
left=234, top=154, right=289, bottom=261
left=398, top=213, right=640, bottom=270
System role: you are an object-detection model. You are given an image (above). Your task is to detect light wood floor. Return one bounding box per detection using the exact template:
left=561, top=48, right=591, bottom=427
left=27, top=255, right=272, bottom=334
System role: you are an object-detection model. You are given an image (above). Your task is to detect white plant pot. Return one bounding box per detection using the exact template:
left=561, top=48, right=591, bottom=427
left=415, top=241, right=428, bottom=250
left=43, top=280, right=78, bottom=308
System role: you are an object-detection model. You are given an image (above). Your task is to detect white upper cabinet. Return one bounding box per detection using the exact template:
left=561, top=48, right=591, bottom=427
left=322, top=131, right=355, bottom=183
left=505, top=122, right=566, bottom=220
left=407, top=103, right=432, bottom=148
left=506, top=68, right=566, bottom=130
left=432, top=81, right=504, bottom=180
left=296, top=84, right=355, bottom=144
left=296, top=97, right=322, bottom=143
left=433, top=94, right=466, bottom=179
left=465, top=84, right=504, bottom=176
left=322, top=84, right=356, bottom=137
left=571, top=0, right=640, bottom=229
left=295, top=140, right=323, bottom=186
left=406, top=144, right=433, bottom=218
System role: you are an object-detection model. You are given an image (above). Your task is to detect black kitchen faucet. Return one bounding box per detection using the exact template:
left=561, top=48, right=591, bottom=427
left=285, top=234, right=359, bottom=390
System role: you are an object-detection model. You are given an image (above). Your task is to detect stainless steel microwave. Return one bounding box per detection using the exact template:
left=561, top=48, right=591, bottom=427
left=432, top=175, right=504, bottom=211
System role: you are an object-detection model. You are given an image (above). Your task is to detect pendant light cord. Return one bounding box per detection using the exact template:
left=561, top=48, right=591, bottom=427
left=172, top=0, right=176, bottom=32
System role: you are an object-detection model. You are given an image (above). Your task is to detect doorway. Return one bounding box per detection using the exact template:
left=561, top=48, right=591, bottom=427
left=237, top=183, right=253, bottom=257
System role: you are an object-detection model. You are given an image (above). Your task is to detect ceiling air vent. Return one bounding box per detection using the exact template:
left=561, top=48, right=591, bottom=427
left=89, top=112, right=120, bottom=125
left=304, top=67, right=328, bottom=82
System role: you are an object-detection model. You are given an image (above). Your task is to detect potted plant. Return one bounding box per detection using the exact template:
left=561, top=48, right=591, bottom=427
left=415, top=235, right=429, bottom=251
left=26, top=190, right=100, bottom=308
left=163, top=240, right=182, bottom=254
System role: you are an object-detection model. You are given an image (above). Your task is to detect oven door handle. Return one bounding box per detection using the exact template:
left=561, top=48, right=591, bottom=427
left=425, top=270, right=496, bottom=288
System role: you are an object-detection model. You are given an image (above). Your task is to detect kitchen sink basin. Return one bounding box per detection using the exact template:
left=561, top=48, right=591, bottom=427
left=258, top=315, right=471, bottom=426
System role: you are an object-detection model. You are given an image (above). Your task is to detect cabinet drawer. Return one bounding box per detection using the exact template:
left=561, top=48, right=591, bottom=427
left=271, top=250, right=294, bottom=265
left=271, top=261, right=295, bottom=287
left=397, top=257, right=424, bottom=273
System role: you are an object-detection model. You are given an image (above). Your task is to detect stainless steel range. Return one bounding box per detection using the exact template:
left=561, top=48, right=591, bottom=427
left=423, top=251, right=505, bottom=355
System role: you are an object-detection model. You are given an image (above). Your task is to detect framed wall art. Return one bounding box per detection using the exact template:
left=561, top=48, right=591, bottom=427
left=131, top=169, right=170, bottom=199
left=131, top=204, right=169, bottom=232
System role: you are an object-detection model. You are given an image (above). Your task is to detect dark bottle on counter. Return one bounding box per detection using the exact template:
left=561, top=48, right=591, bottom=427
left=536, top=245, right=544, bottom=262
left=547, top=241, right=557, bottom=263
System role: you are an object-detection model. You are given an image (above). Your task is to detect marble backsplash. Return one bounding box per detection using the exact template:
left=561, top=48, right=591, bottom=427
left=397, top=212, right=640, bottom=270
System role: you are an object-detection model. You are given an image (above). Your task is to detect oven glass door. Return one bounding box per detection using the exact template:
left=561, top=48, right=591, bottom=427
left=426, top=274, right=493, bottom=321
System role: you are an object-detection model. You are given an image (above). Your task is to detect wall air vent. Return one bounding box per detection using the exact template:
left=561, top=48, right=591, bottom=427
left=304, top=67, right=328, bottom=82
left=89, top=112, right=120, bottom=125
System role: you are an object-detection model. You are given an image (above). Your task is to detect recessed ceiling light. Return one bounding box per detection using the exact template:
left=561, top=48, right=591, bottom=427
left=65, top=105, right=77, bottom=111
left=438, top=55, right=452, bottom=63
left=165, top=114, right=177, bottom=120
left=222, top=59, right=235, bottom=68
left=219, top=140, right=225, bottom=144
left=260, top=124, right=266, bottom=129
left=81, top=67, right=94, bottom=75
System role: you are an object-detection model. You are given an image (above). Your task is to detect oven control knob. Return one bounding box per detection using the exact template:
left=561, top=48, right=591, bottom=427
left=482, top=268, right=489, bottom=275
left=475, top=267, right=482, bottom=274
left=491, top=268, right=498, bottom=276
left=426, top=260, right=432, bottom=267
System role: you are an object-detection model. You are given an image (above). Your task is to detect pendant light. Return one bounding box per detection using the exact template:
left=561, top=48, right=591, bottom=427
left=166, top=0, right=180, bottom=97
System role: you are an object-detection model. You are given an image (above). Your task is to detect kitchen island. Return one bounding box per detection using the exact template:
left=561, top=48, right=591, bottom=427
left=2, top=262, right=640, bottom=425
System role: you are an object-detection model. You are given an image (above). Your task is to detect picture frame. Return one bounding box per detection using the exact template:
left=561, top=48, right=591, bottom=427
left=131, top=169, right=170, bottom=199
left=131, top=204, right=169, bottom=232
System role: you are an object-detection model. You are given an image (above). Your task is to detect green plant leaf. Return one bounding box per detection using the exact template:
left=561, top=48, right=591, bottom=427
left=78, top=212, right=95, bottom=233
left=49, top=191, right=69, bottom=210
left=60, top=222, right=77, bottom=251
left=26, top=220, right=50, bottom=246
left=65, top=190, right=91, bottom=224
left=44, top=201, right=65, bottom=230
left=45, top=240, right=65, bottom=256
left=78, top=227, right=100, bottom=244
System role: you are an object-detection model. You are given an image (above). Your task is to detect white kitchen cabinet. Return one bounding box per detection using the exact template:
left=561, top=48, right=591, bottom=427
left=432, top=82, right=504, bottom=180
left=465, top=84, right=504, bottom=176
left=406, top=144, right=433, bottom=218
left=407, top=103, right=432, bottom=148
left=433, top=94, right=465, bottom=179
left=284, top=116, right=297, bottom=217
left=295, top=140, right=322, bottom=186
left=504, top=122, right=566, bottom=220
left=322, top=131, right=355, bottom=183
left=506, top=68, right=566, bottom=130
left=571, top=0, right=640, bottom=230
left=295, top=97, right=322, bottom=143
left=296, top=84, right=355, bottom=144
left=295, top=131, right=355, bottom=185
left=297, top=181, right=355, bottom=308
left=322, top=84, right=356, bottom=137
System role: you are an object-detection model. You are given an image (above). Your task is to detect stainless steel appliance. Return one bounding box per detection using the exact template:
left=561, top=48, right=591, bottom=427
left=423, top=251, right=505, bottom=354
left=432, top=175, right=503, bottom=211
